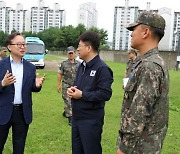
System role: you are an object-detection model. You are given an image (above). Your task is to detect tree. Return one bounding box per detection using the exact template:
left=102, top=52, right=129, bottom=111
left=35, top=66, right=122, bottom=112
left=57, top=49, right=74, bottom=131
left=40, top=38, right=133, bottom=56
left=88, top=27, right=109, bottom=50
left=0, top=31, right=8, bottom=47
left=22, top=31, right=37, bottom=37
left=16, top=25, right=109, bottom=51
left=37, top=27, right=61, bottom=49
left=61, top=25, right=78, bottom=47
left=74, top=24, right=87, bottom=47
left=11, top=29, right=17, bottom=34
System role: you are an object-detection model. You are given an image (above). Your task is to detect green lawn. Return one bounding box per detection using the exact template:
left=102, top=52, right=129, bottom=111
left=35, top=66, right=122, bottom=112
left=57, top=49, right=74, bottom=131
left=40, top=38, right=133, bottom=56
left=45, top=54, right=67, bottom=60
left=3, top=60, right=180, bottom=154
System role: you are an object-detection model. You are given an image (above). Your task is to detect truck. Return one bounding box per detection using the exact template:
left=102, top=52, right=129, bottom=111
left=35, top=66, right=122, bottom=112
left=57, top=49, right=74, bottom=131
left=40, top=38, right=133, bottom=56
left=23, top=37, right=47, bottom=69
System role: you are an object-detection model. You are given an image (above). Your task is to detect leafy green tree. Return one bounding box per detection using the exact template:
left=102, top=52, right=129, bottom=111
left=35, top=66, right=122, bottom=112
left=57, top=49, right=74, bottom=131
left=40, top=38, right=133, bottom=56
left=10, top=29, right=17, bottom=34
left=53, top=28, right=66, bottom=51
left=0, top=31, right=8, bottom=47
left=12, top=24, right=110, bottom=51
left=60, top=25, right=78, bottom=48
left=37, top=27, right=61, bottom=49
left=50, top=24, right=86, bottom=51
left=88, top=27, right=109, bottom=50
left=22, top=31, right=37, bottom=37
left=73, top=24, right=87, bottom=47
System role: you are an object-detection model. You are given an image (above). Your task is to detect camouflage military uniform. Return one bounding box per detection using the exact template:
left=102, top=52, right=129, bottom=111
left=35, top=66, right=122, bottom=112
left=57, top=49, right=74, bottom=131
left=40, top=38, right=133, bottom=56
left=58, top=59, right=80, bottom=117
left=117, top=48, right=169, bottom=154
left=125, top=59, right=136, bottom=78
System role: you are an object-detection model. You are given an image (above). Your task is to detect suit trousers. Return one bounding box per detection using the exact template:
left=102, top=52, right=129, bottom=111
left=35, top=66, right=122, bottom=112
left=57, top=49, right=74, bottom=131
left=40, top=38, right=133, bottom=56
left=0, top=105, right=29, bottom=154
left=72, top=118, right=103, bottom=154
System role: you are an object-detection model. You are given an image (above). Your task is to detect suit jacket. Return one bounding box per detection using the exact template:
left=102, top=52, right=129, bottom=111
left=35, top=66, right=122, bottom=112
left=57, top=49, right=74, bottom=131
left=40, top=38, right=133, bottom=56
left=0, top=57, right=41, bottom=125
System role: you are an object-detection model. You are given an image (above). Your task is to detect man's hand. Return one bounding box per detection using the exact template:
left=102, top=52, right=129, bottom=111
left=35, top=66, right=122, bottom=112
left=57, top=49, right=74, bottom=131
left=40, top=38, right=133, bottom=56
left=57, top=84, right=61, bottom=93
left=116, top=149, right=125, bottom=154
left=67, top=86, right=82, bottom=99
left=35, top=73, right=45, bottom=88
left=1, top=70, right=16, bottom=87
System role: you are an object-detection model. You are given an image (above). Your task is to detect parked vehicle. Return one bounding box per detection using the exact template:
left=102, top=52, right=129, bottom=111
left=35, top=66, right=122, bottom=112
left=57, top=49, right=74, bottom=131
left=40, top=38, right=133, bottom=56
left=23, top=37, right=47, bottom=69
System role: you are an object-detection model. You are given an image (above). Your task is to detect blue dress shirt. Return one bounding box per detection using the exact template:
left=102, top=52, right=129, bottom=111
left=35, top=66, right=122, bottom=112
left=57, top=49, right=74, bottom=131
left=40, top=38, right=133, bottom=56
left=10, top=55, right=23, bottom=105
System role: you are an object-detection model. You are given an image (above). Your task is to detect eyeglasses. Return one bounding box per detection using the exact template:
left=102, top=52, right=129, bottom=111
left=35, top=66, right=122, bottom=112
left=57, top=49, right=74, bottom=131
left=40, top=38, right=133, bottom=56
left=10, top=43, right=26, bottom=48
left=68, top=52, right=74, bottom=55
left=78, top=44, right=89, bottom=48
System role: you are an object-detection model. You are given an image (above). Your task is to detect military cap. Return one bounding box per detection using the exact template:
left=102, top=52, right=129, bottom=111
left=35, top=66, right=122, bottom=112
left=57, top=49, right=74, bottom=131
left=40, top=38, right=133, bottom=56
left=126, top=11, right=165, bottom=31
left=1, top=47, right=7, bottom=52
left=67, top=46, right=75, bottom=53
left=128, top=48, right=137, bottom=55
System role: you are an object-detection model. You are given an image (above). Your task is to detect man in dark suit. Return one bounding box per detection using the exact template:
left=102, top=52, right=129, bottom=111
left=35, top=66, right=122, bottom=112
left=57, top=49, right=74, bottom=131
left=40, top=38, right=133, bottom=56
left=67, top=32, right=113, bottom=154
left=0, top=32, right=45, bottom=154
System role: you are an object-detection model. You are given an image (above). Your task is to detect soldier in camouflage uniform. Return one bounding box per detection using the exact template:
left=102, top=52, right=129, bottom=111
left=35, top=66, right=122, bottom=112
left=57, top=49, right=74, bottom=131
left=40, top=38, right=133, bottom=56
left=117, top=11, right=169, bottom=154
left=57, top=46, right=80, bottom=126
left=0, top=47, right=7, bottom=61
left=123, top=48, right=137, bottom=89
left=125, top=48, right=137, bottom=78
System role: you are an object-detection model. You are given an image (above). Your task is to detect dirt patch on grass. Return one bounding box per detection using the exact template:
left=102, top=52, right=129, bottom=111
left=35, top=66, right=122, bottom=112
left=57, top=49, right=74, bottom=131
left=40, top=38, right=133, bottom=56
left=42, top=60, right=62, bottom=72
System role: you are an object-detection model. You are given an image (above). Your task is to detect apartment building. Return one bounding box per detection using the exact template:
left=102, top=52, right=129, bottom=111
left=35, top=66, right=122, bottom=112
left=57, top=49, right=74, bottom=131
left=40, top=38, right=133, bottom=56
left=113, top=0, right=180, bottom=51
left=172, top=12, right=180, bottom=51
left=47, top=3, right=66, bottom=29
left=14, top=3, right=29, bottom=33
left=0, top=1, right=6, bottom=32
left=31, top=2, right=65, bottom=33
left=113, top=4, right=138, bottom=50
left=0, top=0, right=65, bottom=34
left=31, top=6, right=47, bottom=33
left=77, top=2, right=97, bottom=29
left=0, top=1, right=29, bottom=34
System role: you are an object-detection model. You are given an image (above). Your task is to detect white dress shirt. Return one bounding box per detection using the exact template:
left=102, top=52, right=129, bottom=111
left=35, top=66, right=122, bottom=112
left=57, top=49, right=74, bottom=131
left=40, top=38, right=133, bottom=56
left=10, top=55, right=23, bottom=105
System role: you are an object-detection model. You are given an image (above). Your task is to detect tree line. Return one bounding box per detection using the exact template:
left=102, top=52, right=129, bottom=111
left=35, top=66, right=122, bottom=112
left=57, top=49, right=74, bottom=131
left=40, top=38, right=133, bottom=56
left=0, top=24, right=110, bottom=51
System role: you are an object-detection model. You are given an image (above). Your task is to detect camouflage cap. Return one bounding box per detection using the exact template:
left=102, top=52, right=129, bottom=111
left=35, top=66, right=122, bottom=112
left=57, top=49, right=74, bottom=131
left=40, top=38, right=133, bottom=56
left=67, top=46, right=75, bottom=53
left=126, top=11, right=165, bottom=31
left=128, top=48, right=137, bottom=55
left=1, top=47, right=7, bottom=52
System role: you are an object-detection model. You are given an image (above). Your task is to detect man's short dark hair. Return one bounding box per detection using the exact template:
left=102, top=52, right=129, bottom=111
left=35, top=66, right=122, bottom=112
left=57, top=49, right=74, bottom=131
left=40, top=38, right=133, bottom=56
left=149, top=26, right=165, bottom=41
left=6, top=32, right=23, bottom=46
left=78, top=31, right=100, bottom=53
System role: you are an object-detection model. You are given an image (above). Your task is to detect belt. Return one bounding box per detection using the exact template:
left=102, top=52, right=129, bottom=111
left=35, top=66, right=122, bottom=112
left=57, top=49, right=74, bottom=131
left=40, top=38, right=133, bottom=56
left=13, top=104, right=22, bottom=109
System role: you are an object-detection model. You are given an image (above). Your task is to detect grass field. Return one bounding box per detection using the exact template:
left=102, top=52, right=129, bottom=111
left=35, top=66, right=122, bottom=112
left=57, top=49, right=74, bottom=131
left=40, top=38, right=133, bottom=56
left=3, top=57, right=180, bottom=154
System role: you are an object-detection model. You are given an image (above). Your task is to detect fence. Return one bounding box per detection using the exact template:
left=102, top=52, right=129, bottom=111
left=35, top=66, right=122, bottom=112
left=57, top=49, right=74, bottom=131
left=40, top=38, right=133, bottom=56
left=48, top=50, right=179, bottom=70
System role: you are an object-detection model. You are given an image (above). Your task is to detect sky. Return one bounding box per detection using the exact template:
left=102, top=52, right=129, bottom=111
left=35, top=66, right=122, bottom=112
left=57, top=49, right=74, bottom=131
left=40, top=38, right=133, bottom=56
left=3, top=0, right=180, bottom=41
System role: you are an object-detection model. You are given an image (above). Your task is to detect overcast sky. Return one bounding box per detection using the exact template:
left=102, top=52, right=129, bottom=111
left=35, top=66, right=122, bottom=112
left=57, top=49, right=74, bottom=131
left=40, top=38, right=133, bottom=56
left=4, top=0, right=180, bottom=41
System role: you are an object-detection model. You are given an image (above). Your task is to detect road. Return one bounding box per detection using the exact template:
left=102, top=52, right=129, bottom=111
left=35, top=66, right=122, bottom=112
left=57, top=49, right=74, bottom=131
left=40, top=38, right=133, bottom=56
left=43, top=60, right=61, bottom=72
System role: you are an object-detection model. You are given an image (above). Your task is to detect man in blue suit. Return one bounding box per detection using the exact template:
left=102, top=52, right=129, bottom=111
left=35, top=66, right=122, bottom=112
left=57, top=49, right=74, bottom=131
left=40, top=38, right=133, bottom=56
left=0, top=32, right=45, bottom=154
